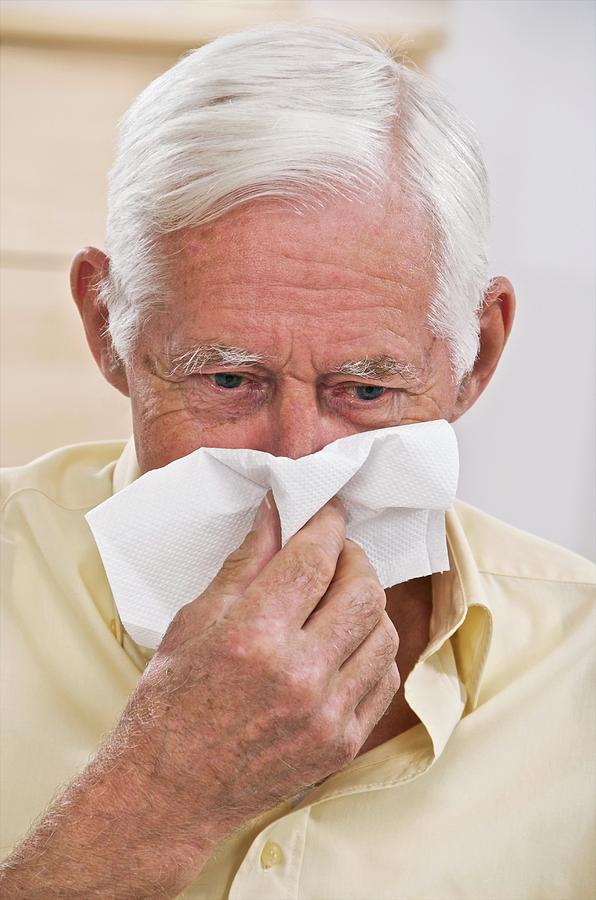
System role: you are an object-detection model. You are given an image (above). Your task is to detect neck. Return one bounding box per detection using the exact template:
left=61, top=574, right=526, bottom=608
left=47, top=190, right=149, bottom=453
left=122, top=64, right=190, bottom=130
left=358, top=575, right=433, bottom=756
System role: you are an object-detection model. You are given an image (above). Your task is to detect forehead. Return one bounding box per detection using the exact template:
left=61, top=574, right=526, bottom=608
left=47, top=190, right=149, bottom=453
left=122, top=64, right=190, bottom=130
left=155, top=187, right=437, bottom=367
left=168, top=185, right=434, bottom=287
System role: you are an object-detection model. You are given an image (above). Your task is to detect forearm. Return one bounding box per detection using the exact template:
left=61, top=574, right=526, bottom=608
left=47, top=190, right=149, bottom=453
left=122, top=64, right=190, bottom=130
left=0, top=745, right=215, bottom=899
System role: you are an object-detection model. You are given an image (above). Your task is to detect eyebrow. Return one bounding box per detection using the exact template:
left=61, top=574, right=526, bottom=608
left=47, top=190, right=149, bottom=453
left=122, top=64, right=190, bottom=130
left=164, top=344, right=422, bottom=383
left=165, top=343, right=268, bottom=377
left=333, top=356, right=423, bottom=383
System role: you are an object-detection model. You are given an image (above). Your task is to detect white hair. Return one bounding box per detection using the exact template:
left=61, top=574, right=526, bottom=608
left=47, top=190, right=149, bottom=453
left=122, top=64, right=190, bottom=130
left=101, top=21, right=490, bottom=381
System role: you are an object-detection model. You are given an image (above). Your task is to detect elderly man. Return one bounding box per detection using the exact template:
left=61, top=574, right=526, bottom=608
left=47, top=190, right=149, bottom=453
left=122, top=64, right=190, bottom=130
left=1, top=22, right=594, bottom=900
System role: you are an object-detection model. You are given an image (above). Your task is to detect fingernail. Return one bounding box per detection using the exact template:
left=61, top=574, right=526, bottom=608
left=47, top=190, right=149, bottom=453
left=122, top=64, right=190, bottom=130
left=254, top=491, right=272, bottom=528
left=329, top=495, right=346, bottom=516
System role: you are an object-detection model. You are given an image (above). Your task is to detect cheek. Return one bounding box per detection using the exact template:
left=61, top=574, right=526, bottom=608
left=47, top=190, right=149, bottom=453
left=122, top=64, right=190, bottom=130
left=137, top=423, right=266, bottom=473
left=130, top=383, right=265, bottom=472
left=418, top=345, right=461, bottom=417
left=432, top=366, right=461, bottom=419
left=399, top=394, right=454, bottom=425
left=126, top=375, right=192, bottom=470
left=399, top=370, right=461, bottom=424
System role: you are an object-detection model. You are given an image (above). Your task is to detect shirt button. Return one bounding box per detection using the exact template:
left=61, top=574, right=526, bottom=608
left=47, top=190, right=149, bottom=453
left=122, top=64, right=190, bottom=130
left=260, top=840, right=284, bottom=869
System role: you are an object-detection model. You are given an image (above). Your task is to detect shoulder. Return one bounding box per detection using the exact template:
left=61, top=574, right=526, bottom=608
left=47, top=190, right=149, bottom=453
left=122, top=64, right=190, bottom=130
left=455, top=501, right=595, bottom=717
left=453, top=498, right=595, bottom=586
left=1, top=440, right=128, bottom=514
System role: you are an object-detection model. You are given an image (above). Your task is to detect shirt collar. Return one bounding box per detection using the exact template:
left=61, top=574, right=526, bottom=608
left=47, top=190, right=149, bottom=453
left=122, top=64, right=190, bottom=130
left=296, top=507, right=495, bottom=803
left=112, top=436, right=140, bottom=495
left=405, top=504, right=493, bottom=750
left=441, top=503, right=494, bottom=713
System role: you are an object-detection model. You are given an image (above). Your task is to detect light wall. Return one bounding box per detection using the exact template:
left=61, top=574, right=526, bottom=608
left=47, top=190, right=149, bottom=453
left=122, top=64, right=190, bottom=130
left=429, top=0, right=595, bottom=560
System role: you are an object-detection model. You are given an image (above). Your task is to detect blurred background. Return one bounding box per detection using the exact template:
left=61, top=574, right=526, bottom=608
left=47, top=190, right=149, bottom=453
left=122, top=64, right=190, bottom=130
left=1, top=0, right=594, bottom=560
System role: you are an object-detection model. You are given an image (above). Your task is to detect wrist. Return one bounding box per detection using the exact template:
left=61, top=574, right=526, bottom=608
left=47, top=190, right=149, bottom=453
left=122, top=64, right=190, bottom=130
left=0, top=741, right=213, bottom=898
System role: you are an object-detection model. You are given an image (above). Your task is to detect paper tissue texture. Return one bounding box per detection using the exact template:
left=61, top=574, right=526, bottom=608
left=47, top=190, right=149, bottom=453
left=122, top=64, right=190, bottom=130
left=86, top=419, right=458, bottom=649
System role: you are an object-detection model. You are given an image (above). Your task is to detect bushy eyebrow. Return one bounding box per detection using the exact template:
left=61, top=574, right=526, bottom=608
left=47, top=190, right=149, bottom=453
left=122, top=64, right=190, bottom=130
left=333, top=356, right=423, bottom=382
left=164, top=344, right=422, bottom=383
left=165, top=343, right=267, bottom=377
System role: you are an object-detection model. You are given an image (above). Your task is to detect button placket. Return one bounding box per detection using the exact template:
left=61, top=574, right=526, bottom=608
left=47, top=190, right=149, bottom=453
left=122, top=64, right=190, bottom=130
left=229, top=807, right=309, bottom=900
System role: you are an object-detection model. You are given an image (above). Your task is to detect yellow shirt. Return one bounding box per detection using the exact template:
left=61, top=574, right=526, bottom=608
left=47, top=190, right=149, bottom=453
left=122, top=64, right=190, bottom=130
left=1, top=438, right=595, bottom=900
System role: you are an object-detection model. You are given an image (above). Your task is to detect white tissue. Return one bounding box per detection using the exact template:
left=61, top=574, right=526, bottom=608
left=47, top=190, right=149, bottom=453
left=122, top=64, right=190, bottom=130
left=86, top=419, right=458, bottom=649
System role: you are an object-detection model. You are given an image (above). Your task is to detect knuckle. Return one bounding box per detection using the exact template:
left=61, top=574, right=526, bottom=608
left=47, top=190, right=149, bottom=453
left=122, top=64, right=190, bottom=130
left=383, top=662, right=401, bottom=697
left=343, top=541, right=377, bottom=576
left=382, top=613, right=400, bottom=653
left=308, top=703, right=358, bottom=764
left=172, top=602, right=192, bottom=631
left=286, top=542, right=335, bottom=594
left=222, top=629, right=255, bottom=662
left=377, top=633, right=397, bottom=665
left=390, top=663, right=401, bottom=692
left=310, top=705, right=341, bottom=746
left=324, top=720, right=359, bottom=765
left=343, top=537, right=361, bottom=551
left=340, top=729, right=361, bottom=763
left=284, top=664, right=323, bottom=713
left=389, top=628, right=400, bottom=656
left=343, top=538, right=367, bottom=559
left=224, top=620, right=279, bottom=665
left=372, top=675, right=399, bottom=727
left=358, top=576, right=386, bottom=610
left=341, top=577, right=385, bottom=624
left=160, top=602, right=193, bottom=647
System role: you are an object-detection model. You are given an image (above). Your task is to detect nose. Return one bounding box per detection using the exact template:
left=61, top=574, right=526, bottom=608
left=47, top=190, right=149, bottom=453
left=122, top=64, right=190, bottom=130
left=268, top=380, right=349, bottom=459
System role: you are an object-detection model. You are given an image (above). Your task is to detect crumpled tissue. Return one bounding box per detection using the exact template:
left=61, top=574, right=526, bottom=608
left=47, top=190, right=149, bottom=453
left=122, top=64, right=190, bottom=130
left=86, top=419, right=458, bottom=649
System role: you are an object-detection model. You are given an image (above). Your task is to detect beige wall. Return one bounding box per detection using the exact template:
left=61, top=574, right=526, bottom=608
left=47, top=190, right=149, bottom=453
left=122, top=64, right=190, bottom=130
left=0, top=41, right=179, bottom=465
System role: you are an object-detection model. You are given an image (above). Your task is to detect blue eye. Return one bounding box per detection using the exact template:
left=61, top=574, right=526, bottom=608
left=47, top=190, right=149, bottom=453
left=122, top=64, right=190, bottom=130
left=212, top=373, right=245, bottom=389
left=354, top=385, right=385, bottom=401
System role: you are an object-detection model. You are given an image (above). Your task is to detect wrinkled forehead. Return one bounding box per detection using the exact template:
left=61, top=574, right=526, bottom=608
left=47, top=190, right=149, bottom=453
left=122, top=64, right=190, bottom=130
left=160, top=186, right=437, bottom=297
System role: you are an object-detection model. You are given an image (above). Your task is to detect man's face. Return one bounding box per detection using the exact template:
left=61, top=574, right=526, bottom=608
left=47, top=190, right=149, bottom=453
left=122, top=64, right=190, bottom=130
left=123, top=189, right=462, bottom=475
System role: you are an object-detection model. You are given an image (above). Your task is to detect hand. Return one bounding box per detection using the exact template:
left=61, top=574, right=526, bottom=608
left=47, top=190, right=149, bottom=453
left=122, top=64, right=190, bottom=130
left=0, top=495, right=400, bottom=899
left=127, top=494, right=400, bottom=865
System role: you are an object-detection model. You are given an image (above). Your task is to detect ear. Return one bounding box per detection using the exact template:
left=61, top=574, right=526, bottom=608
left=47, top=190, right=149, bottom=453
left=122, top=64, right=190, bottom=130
left=452, top=276, right=516, bottom=419
left=70, top=247, right=130, bottom=398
